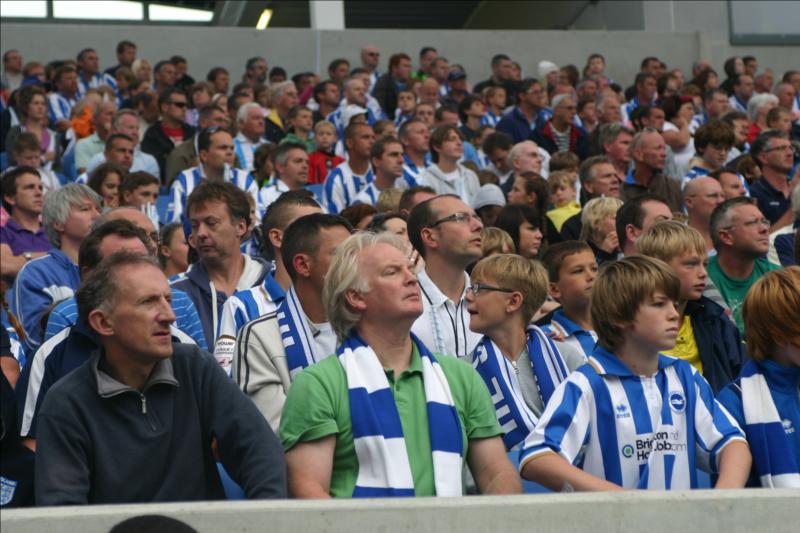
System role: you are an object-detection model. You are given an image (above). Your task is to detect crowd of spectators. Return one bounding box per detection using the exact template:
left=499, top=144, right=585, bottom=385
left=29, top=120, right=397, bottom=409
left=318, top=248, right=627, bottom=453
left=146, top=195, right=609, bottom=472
left=1, top=40, right=799, bottom=507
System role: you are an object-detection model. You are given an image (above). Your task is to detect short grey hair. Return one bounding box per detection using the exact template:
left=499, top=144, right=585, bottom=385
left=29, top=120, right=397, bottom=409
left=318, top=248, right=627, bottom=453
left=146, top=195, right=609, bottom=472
left=597, top=123, right=634, bottom=151
left=236, top=102, right=264, bottom=124
left=579, top=155, right=611, bottom=185
left=323, top=232, right=407, bottom=341
left=112, top=108, right=139, bottom=130
left=92, top=100, right=117, bottom=126
left=76, top=252, right=161, bottom=331
left=746, top=93, right=778, bottom=123
left=551, top=93, right=575, bottom=110
left=508, top=140, right=537, bottom=168
left=271, top=80, right=295, bottom=101
left=42, top=184, right=102, bottom=248
left=709, top=196, right=757, bottom=250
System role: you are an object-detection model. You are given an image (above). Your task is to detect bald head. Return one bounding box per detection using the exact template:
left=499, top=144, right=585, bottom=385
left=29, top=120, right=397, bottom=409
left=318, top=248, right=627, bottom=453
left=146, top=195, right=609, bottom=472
left=684, top=176, right=724, bottom=223
left=95, top=207, right=158, bottom=251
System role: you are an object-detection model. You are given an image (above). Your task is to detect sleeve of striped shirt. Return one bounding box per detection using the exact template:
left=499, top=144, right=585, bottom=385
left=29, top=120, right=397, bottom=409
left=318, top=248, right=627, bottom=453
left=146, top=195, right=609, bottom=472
left=322, top=169, right=344, bottom=214
left=47, top=94, right=68, bottom=124
left=171, top=289, right=208, bottom=351
left=519, top=373, right=592, bottom=470
left=168, top=179, right=184, bottom=223
left=691, top=370, right=746, bottom=474
left=43, top=304, right=74, bottom=342
left=216, top=296, right=244, bottom=344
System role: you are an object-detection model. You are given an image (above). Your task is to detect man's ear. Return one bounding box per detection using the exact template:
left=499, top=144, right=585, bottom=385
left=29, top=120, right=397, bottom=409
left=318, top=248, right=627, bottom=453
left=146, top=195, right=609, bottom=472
left=292, top=253, right=313, bottom=279
left=625, top=223, right=640, bottom=246
left=268, top=228, right=283, bottom=250
left=420, top=226, right=437, bottom=251
left=344, top=288, right=366, bottom=313
left=87, top=309, right=115, bottom=337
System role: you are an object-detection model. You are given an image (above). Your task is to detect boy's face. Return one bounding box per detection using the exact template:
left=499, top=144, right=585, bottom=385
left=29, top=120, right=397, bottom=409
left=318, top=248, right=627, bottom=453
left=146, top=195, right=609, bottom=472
left=398, top=92, right=415, bottom=112
left=626, top=291, right=680, bottom=353
left=293, top=110, right=313, bottom=132
left=489, top=89, right=506, bottom=109
left=552, top=183, right=576, bottom=206
left=13, top=149, right=41, bottom=169
left=465, top=274, right=515, bottom=335
left=669, top=252, right=708, bottom=302
left=314, top=126, right=336, bottom=151
left=468, top=100, right=486, bottom=117
left=550, top=250, right=598, bottom=308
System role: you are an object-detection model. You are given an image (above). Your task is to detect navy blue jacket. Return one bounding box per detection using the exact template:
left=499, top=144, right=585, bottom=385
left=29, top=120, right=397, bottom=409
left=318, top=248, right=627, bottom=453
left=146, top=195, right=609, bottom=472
left=686, top=296, right=747, bottom=393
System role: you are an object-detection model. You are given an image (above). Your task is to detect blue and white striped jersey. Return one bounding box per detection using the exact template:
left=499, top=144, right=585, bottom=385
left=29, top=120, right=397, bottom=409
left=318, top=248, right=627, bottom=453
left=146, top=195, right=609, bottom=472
left=213, top=273, right=286, bottom=372
left=394, top=153, right=430, bottom=190
left=682, top=165, right=710, bottom=188
left=322, top=161, right=374, bottom=214
left=353, top=181, right=383, bottom=206
left=258, top=178, right=291, bottom=213
left=47, top=92, right=77, bottom=124
left=234, top=133, right=268, bottom=172
left=541, top=309, right=598, bottom=359
left=76, top=72, right=118, bottom=98
left=480, top=110, right=502, bottom=128
left=729, top=95, right=748, bottom=113
left=168, top=164, right=261, bottom=223
left=519, top=346, right=745, bottom=490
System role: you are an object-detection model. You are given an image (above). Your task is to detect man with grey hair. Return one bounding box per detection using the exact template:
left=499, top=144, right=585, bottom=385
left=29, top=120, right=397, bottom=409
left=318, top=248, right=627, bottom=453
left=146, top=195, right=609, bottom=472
left=34, top=252, right=287, bottom=504
left=279, top=231, right=521, bottom=498
left=684, top=176, right=725, bottom=253
left=596, top=90, right=623, bottom=126
left=327, top=77, right=378, bottom=145
left=9, top=184, right=101, bottom=352
left=624, top=128, right=682, bottom=212
left=595, top=123, right=634, bottom=179
left=508, top=140, right=548, bottom=186
left=265, top=80, right=299, bottom=144
left=707, top=197, right=781, bottom=334
left=259, top=142, right=310, bottom=211
left=85, top=109, right=161, bottom=179
left=561, top=155, right=621, bottom=240
left=234, top=102, right=268, bottom=172
left=74, top=100, right=117, bottom=173
left=531, top=94, right=589, bottom=159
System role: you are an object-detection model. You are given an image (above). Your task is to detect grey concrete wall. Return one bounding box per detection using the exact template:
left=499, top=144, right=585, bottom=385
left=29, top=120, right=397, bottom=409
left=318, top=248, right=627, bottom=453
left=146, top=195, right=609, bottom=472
left=2, top=490, right=799, bottom=533
left=0, top=21, right=796, bottom=91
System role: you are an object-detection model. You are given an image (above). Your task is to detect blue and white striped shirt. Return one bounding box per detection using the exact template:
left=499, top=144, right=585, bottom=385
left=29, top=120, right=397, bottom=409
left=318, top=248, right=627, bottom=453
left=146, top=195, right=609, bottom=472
left=353, top=181, right=383, bottom=206
left=480, top=110, right=502, bottom=128
left=234, top=133, right=268, bottom=172
left=76, top=72, right=118, bottom=98
left=395, top=153, right=430, bottom=190
left=520, top=346, right=745, bottom=489
left=47, top=92, right=77, bottom=124
left=322, top=161, right=374, bottom=214
left=169, top=164, right=261, bottom=223
left=729, top=95, right=748, bottom=113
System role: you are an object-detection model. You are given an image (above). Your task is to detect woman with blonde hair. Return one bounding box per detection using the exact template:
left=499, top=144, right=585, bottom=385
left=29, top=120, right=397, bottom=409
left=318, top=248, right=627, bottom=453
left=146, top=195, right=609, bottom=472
left=579, top=196, right=623, bottom=264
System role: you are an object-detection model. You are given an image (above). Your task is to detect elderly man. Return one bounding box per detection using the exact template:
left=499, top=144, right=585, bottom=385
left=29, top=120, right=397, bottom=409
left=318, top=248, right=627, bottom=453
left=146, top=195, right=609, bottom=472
left=74, top=100, right=117, bottom=173
left=623, top=129, right=682, bottom=212
left=9, top=184, right=101, bottom=352
left=280, top=232, right=521, bottom=498
left=234, top=102, right=268, bottom=171
left=34, top=253, right=286, bottom=505
left=531, top=94, right=589, bottom=160
left=684, top=176, right=725, bottom=253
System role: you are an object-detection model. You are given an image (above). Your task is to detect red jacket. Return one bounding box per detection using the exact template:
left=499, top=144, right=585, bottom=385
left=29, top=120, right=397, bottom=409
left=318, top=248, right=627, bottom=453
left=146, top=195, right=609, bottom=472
left=308, top=149, right=344, bottom=184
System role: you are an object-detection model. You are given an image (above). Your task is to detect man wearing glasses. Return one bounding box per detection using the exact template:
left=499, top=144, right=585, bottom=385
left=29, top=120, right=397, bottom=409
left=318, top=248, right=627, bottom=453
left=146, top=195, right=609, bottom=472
left=407, top=195, right=484, bottom=359
left=708, top=197, right=781, bottom=334
left=749, top=130, right=797, bottom=228
left=141, top=87, right=196, bottom=181
left=360, top=45, right=381, bottom=92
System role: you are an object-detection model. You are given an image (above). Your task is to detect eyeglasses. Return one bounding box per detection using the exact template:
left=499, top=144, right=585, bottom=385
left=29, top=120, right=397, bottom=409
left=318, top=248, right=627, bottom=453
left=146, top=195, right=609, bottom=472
left=763, top=144, right=793, bottom=153
left=427, top=212, right=481, bottom=228
left=169, top=101, right=188, bottom=108
left=366, top=52, right=380, bottom=57
left=724, top=217, right=771, bottom=231
left=467, top=282, right=515, bottom=296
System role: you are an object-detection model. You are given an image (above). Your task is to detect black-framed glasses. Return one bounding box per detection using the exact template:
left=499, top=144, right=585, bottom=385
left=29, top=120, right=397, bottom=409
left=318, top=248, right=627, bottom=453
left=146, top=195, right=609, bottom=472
left=169, top=100, right=188, bottom=108
left=467, top=282, right=515, bottom=296
left=428, top=212, right=481, bottom=228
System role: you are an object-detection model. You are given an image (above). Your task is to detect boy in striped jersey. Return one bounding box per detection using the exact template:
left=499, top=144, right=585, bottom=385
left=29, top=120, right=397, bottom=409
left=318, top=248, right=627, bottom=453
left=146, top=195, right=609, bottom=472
left=520, top=255, right=751, bottom=490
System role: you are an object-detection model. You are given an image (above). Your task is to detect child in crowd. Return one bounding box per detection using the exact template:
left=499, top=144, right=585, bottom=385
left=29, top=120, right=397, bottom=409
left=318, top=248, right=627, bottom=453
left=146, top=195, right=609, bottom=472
left=540, top=241, right=598, bottom=359
left=467, top=254, right=586, bottom=451
left=717, top=267, right=800, bottom=488
left=480, top=227, right=515, bottom=258
left=520, top=255, right=751, bottom=490
left=474, top=125, right=496, bottom=168
left=280, top=106, right=315, bottom=153
left=684, top=120, right=735, bottom=186
left=481, top=86, right=507, bottom=127
left=546, top=170, right=581, bottom=232
left=765, top=107, right=793, bottom=136
left=393, top=89, right=416, bottom=128
left=307, top=121, right=343, bottom=184
left=636, top=221, right=746, bottom=392
left=373, top=119, right=397, bottom=138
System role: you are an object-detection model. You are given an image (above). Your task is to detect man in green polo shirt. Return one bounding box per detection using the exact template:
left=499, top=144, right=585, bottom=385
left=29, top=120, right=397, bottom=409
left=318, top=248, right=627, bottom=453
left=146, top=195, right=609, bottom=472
left=280, top=232, right=521, bottom=498
left=707, top=197, right=781, bottom=334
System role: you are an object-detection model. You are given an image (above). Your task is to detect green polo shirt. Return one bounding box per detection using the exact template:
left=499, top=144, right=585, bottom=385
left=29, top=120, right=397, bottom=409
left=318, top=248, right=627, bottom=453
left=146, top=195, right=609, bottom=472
left=707, top=255, right=781, bottom=334
left=279, top=342, right=502, bottom=497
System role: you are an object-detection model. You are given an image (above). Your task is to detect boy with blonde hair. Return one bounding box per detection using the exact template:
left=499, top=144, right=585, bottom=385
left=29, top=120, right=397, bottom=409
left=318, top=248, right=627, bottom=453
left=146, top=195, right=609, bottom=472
left=546, top=170, right=581, bottom=232
left=717, top=267, right=800, bottom=488
left=520, top=255, right=751, bottom=490
left=467, top=254, right=585, bottom=450
left=636, top=220, right=746, bottom=392
left=541, top=241, right=599, bottom=358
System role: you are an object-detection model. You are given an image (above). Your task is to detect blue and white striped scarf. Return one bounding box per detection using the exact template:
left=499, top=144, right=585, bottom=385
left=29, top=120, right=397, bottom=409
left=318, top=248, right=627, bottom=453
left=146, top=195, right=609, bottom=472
left=277, top=287, right=323, bottom=380
left=338, top=332, right=464, bottom=497
left=472, top=326, right=569, bottom=451
left=739, top=361, right=800, bottom=488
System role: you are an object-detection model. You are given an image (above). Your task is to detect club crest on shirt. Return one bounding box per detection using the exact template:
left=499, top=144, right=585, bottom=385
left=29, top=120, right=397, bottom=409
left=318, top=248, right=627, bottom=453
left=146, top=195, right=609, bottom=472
left=783, top=419, right=795, bottom=435
left=0, top=476, right=18, bottom=506
left=668, top=392, right=686, bottom=413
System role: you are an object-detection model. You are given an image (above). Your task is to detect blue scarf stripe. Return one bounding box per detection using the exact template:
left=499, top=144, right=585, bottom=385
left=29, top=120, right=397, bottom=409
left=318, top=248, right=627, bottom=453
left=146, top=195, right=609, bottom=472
left=746, top=422, right=797, bottom=475
left=427, top=402, right=464, bottom=454
left=279, top=288, right=317, bottom=376
left=353, top=486, right=415, bottom=498
left=349, top=387, right=405, bottom=439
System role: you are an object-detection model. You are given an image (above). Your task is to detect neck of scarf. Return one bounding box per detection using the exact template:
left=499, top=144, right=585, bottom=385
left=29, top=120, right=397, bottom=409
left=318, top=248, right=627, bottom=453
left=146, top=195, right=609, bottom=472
left=277, top=286, right=320, bottom=379
left=337, top=331, right=463, bottom=497
left=739, top=360, right=800, bottom=488
left=472, top=325, right=569, bottom=450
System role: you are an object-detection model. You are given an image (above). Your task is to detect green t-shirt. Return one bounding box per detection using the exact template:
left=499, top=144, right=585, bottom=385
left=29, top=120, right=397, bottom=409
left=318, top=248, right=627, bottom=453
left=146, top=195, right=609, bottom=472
left=279, top=342, right=502, bottom=497
left=706, top=256, right=781, bottom=334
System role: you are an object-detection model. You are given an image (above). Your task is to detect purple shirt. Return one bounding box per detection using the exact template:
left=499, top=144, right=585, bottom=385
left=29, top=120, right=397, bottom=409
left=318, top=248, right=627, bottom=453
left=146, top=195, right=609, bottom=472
left=0, top=218, right=51, bottom=255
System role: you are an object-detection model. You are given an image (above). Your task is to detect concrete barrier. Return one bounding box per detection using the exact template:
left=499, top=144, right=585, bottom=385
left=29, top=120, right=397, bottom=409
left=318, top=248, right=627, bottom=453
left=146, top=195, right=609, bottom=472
left=2, top=490, right=799, bottom=533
